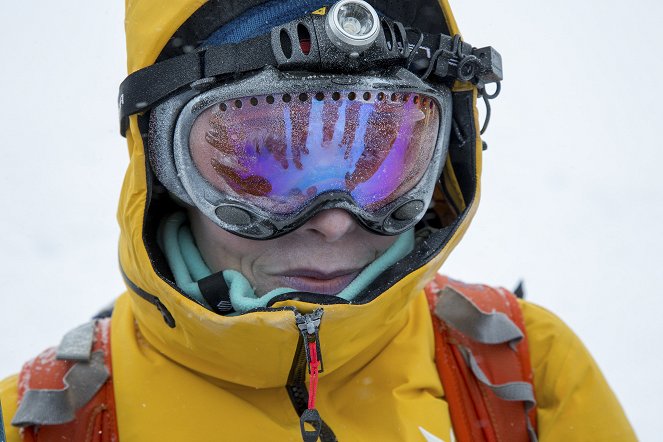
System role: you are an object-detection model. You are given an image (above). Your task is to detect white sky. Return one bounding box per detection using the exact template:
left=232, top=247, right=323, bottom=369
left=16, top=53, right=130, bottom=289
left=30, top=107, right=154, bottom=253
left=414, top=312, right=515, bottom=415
left=1, top=1, right=661, bottom=440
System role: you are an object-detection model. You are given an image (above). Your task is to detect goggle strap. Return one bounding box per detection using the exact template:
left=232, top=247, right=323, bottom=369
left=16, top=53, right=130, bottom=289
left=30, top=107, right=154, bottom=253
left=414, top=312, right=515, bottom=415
left=119, top=33, right=277, bottom=135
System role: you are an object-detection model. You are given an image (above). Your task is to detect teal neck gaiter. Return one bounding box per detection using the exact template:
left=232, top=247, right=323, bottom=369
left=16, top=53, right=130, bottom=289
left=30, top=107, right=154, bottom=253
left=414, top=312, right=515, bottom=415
left=159, top=212, right=415, bottom=314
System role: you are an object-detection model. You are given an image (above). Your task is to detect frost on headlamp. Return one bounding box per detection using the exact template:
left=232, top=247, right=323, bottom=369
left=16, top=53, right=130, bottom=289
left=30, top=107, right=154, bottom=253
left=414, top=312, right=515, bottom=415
left=326, top=0, right=380, bottom=53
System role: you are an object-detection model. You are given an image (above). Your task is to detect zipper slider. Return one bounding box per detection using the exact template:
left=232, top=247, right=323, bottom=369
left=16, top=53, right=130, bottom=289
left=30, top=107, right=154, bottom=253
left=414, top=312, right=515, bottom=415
left=295, top=309, right=325, bottom=374
left=294, top=309, right=325, bottom=442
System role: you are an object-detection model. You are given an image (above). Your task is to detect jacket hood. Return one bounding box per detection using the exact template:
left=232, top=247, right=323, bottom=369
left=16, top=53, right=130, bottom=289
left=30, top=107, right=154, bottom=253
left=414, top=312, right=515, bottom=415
left=118, top=0, right=483, bottom=384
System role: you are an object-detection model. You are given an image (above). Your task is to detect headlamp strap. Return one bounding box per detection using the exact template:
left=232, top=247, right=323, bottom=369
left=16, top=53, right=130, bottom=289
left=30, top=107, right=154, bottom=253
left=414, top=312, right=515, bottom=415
left=118, top=14, right=502, bottom=136
left=118, top=35, right=278, bottom=135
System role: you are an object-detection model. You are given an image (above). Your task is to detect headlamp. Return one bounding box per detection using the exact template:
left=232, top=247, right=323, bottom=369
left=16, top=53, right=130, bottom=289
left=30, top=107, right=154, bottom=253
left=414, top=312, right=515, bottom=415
left=325, top=0, right=380, bottom=54
left=118, top=3, right=502, bottom=136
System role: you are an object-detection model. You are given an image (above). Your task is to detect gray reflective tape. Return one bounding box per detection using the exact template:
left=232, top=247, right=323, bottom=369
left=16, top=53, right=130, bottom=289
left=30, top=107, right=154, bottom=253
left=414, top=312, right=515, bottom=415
left=12, top=352, right=109, bottom=427
left=459, top=346, right=538, bottom=442
left=435, top=286, right=523, bottom=346
left=459, top=345, right=535, bottom=405
left=56, top=321, right=95, bottom=362
left=527, top=418, right=538, bottom=442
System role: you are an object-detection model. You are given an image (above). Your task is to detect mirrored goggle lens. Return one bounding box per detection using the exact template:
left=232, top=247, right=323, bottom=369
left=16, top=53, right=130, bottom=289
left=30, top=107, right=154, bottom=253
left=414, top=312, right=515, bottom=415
left=189, top=90, right=440, bottom=215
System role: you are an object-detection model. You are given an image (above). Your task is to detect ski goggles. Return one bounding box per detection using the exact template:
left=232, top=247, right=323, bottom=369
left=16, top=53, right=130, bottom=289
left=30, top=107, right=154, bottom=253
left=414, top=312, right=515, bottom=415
left=149, top=67, right=452, bottom=239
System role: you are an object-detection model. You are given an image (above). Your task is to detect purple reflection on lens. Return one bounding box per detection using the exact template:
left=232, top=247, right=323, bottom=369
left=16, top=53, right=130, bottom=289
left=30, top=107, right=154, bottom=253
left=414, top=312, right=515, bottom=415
left=189, top=91, right=439, bottom=214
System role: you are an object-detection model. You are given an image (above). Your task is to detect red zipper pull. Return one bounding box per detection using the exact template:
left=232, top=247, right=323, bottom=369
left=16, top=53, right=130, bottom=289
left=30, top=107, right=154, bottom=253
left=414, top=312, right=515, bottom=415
left=308, top=341, right=320, bottom=409
left=295, top=309, right=325, bottom=442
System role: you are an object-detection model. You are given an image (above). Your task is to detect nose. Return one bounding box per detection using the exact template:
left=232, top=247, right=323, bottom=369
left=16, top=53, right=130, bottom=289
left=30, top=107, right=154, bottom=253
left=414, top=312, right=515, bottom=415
left=300, top=209, right=357, bottom=242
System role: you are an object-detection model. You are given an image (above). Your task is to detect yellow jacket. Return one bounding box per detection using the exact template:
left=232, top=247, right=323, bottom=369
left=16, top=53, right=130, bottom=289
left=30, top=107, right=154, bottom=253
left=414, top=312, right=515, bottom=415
left=0, top=294, right=635, bottom=441
left=1, top=0, right=636, bottom=440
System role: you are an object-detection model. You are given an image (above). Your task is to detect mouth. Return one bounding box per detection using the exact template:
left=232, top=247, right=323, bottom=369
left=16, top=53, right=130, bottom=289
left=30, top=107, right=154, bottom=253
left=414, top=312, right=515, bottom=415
left=277, top=268, right=362, bottom=295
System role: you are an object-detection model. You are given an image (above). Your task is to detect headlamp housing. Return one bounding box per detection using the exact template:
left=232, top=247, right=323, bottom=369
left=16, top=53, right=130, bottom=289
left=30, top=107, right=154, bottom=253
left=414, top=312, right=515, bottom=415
left=118, top=4, right=502, bottom=136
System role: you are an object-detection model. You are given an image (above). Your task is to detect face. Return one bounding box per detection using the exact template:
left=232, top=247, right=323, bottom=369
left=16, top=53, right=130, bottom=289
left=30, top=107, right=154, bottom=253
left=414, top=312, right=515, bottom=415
left=186, top=93, right=403, bottom=296
left=188, top=207, right=398, bottom=296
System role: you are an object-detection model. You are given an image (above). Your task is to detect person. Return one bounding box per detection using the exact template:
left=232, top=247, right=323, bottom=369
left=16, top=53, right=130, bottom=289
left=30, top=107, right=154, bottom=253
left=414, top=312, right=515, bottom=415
left=0, top=0, right=636, bottom=440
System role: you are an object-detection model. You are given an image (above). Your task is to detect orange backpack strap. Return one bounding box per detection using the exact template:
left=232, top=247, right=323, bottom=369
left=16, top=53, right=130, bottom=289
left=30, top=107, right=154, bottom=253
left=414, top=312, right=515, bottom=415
left=425, top=274, right=538, bottom=442
left=12, top=319, right=118, bottom=442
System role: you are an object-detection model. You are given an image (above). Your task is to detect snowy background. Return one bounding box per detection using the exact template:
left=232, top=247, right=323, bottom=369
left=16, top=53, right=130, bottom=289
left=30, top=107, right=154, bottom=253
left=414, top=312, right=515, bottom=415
left=1, top=0, right=661, bottom=440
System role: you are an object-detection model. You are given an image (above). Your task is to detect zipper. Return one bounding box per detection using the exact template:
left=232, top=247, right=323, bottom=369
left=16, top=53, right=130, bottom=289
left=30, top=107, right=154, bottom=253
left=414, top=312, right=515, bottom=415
left=287, top=309, right=337, bottom=442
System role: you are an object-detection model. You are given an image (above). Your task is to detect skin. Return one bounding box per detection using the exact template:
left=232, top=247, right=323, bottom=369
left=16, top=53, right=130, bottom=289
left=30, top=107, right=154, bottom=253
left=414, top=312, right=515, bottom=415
left=188, top=207, right=397, bottom=296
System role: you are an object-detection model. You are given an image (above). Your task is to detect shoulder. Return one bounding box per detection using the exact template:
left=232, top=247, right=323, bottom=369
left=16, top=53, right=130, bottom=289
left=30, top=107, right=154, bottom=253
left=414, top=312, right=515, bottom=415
left=518, top=300, right=579, bottom=372
left=0, top=373, right=18, bottom=408
left=426, top=275, right=636, bottom=440
left=518, top=299, right=609, bottom=389
left=518, top=300, right=637, bottom=441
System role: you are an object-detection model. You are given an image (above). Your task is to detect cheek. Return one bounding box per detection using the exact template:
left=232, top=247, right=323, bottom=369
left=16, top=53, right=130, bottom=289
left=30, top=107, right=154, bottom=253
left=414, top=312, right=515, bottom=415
left=218, top=231, right=268, bottom=258
left=364, top=232, right=400, bottom=257
left=188, top=207, right=284, bottom=276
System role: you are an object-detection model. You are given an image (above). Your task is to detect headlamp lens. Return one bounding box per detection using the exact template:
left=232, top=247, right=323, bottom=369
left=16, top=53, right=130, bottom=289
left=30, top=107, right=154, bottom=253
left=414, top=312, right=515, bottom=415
left=337, top=4, right=374, bottom=38
left=188, top=90, right=440, bottom=216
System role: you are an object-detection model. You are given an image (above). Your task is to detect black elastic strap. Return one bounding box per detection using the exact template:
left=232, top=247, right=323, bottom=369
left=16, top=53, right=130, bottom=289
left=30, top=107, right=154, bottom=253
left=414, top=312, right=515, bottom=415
left=198, top=272, right=234, bottom=314
left=204, top=34, right=277, bottom=77
left=119, top=33, right=276, bottom=135
left=119, top=51, right=201, bottom=135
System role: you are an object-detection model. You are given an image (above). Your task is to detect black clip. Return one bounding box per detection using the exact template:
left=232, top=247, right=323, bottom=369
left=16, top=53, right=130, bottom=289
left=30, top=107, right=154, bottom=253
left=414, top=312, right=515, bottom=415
left=299, top=408, right=322, bottom=442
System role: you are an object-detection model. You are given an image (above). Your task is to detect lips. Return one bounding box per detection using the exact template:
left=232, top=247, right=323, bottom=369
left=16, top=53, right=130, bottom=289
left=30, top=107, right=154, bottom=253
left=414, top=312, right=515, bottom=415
left=277, top=268, right=361, bottom=295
